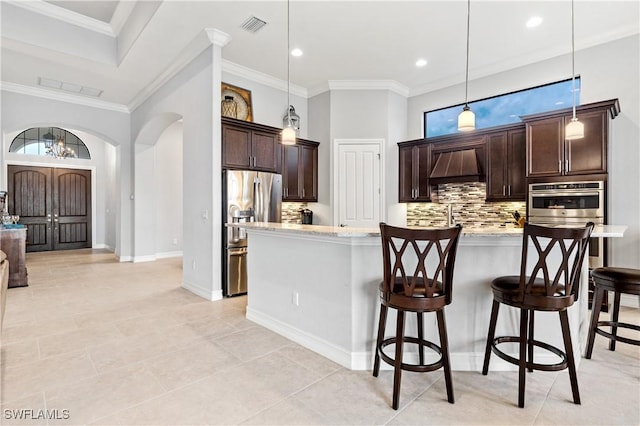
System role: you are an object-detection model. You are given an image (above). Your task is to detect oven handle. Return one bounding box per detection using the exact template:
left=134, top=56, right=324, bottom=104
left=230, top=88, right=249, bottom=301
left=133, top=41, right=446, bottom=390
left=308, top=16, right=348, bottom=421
left=530, top=191, right=602, bottom=197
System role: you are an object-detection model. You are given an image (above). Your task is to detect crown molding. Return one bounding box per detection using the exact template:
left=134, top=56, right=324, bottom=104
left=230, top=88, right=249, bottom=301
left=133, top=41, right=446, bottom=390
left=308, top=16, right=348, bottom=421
left=222, top=60, right=308, bottom=99
left=128, top=29, right=227, bottom=111
left=1, top=82, right=129, bottom=113
left=110, top=1, right=137, bottom=36
left=327, top=80, right=410, bottom=97
left=205, top=29, right=231, bottom=48
left=7, top=0, right=115, bottom=37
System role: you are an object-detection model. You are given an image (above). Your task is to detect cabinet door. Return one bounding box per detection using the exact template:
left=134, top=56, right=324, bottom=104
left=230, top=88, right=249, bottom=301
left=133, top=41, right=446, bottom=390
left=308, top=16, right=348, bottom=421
left=565, top=110, right=607, bottom=175
left=251, top=131, right=279, bottom=172
left=506, top=129, right=526, bottom=200
left=282, top=145, right=300, bottom=200
left=300, top=145, right=318, bottom=201
left=398, top=146, right=416, bottom=202
left=222, top=125, right=251, bottom=169
left=414, top=144, right=431, bottom=201
left=486, top=133, right=508, bottom=200
left=526, top=118, right=563, bottom=177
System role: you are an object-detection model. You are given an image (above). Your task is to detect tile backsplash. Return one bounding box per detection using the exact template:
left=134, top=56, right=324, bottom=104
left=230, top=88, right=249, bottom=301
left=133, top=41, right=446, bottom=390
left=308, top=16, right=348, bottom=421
left=406, top=182, right=525, bottom=228
left=282, top=202, right=307, bottom=224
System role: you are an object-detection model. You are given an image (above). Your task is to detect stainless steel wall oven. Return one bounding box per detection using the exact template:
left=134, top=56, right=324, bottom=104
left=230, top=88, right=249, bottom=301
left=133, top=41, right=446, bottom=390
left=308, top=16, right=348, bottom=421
left=528, top=181, right=605, bottom=269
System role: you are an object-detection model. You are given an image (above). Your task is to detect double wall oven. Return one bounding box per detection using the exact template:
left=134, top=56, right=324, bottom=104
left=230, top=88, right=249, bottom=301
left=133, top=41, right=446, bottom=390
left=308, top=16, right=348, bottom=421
left=528, top=181, right=605, bottom=268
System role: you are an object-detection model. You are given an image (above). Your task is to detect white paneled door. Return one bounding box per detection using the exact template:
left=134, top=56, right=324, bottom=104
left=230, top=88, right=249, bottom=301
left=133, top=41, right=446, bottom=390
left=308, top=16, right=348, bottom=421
left=335, top=140, right=383, bottom=228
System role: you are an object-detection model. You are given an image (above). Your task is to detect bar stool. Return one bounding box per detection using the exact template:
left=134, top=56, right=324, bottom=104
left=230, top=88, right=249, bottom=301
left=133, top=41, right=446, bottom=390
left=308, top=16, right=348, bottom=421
left=585, top=267, right=640, bottom=358
left=373, top=223, right=462, bottom=410
left=482, top=222, right=594, bottom=408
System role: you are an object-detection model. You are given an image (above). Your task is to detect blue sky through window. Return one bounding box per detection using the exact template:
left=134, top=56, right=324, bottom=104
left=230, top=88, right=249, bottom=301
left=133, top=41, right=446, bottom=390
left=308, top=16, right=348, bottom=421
left=425, top=78, right=580, bottom=138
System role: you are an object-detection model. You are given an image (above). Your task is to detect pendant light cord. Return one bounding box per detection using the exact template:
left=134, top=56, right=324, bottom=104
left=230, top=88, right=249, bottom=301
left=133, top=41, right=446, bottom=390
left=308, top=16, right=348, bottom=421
left=286, top=0, right=291, bottom=125
left=464, top=0, right=470, bottom=107
left=571, top=0, right=577, bottom=120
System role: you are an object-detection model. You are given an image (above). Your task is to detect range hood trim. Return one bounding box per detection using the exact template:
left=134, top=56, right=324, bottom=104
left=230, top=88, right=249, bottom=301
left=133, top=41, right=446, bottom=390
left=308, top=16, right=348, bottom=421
left=429, top=148, right=485, bottom=184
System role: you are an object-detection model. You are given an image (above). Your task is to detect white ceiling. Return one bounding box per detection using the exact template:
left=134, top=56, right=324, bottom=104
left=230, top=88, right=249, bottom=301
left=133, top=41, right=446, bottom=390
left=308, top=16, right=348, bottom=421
left=1, top=1, right=638, bottom=109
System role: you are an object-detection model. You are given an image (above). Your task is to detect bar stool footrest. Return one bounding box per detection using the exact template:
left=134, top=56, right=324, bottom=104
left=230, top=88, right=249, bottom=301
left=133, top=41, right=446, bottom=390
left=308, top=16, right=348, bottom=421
left=595, top=321, right=640, bottom=346
left=492, top=336, right=568, bottom=372
left=379, top=336, right=444, bottom=373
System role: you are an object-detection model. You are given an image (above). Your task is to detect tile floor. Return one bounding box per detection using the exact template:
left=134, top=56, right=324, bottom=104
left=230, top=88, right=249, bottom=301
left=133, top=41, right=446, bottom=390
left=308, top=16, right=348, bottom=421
left=1, top=249, right=638, bottom=425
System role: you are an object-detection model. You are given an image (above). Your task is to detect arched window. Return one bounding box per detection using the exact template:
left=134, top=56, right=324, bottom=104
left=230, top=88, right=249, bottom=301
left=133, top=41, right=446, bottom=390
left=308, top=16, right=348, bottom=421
left=9, top=127, right=91, bottom=159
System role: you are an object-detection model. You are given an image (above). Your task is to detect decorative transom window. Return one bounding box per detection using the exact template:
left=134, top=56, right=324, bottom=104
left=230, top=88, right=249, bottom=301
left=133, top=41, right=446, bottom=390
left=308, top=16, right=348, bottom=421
left=424, top=78, right=581, bottom=138
left=9, top=127, right=91, bottom=159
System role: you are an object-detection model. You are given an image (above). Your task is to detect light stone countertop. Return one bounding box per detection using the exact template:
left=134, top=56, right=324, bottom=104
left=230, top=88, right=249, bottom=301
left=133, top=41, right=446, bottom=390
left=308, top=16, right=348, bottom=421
left=228, top=222, right=627, bottom=238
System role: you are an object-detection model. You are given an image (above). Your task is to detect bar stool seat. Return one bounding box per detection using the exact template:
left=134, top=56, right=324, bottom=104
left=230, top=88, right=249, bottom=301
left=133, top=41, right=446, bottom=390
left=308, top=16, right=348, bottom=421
left=585, top=267, right=640, bottom=358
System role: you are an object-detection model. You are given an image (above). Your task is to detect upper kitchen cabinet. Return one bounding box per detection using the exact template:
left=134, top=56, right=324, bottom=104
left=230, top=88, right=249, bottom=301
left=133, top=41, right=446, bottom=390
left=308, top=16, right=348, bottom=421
left=398, top=142, right=431, bottom=202
left=222, top=117, right=280, bottom=173
left=523, top=99, right=619, bottom=178
left=282, top=139, right=319, bottom=202
left=486, top=125, right=526, bottom=201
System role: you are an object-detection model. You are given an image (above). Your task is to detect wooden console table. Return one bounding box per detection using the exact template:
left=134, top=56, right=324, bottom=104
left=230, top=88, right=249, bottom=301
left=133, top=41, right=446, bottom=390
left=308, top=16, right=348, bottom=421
left=1, top=227, right=28, bottom=288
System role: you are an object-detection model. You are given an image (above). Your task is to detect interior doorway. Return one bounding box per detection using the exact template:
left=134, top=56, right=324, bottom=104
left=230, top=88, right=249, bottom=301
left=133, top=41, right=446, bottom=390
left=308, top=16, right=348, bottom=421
left=333, top=139, right=384, bottom=228
left=7, top=165, right=92, bottom=252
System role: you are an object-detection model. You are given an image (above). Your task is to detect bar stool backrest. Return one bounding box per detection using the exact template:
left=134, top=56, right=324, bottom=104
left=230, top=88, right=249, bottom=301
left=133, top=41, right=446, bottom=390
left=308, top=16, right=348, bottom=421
left=380, top=223, right=462, bottom=308
left=519, top=222, right=594, bottom=310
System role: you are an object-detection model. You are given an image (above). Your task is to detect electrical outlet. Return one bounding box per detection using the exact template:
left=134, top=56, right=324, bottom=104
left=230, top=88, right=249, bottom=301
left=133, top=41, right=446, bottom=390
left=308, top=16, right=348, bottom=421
left=192, top=260, right=196, bottom=270
left=292, top=291, right=299, bottom=306
left=172, top=238, right=178, bottom=245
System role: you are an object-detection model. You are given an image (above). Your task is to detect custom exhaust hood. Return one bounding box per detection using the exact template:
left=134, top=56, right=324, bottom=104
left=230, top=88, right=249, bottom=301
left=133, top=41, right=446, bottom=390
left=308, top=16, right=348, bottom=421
left=429, top=148, right=484, bottom=184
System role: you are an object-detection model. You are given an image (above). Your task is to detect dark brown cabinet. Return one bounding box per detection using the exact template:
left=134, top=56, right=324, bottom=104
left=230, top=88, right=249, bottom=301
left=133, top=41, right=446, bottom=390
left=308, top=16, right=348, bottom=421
left=398, top=143, right=431, bottom=202
left=282, top=139, right=319, bottom=202
left=524, top=99, right=619, bottom=178
left=486, top=127, right=526, bottom=201
left=1, top=228, right=28, bottom=288
left=222, top=118, right=280, bottom=173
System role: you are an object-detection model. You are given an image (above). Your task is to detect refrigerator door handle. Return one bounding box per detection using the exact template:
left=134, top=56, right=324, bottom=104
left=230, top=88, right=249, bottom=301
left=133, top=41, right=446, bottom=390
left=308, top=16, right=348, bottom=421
left=254, top=177, right=262, bottom=221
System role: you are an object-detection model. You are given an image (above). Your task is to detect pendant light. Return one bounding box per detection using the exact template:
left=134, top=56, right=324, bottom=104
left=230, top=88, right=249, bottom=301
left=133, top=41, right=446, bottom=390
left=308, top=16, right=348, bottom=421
left=457, top=0, right=475, bottom=132
left=281, top=0, right=296, bottom=145
left=565, top=0, right=584, bottom=140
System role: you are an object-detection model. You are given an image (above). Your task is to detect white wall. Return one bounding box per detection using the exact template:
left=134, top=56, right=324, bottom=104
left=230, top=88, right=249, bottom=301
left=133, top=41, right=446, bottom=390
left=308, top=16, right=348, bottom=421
left=406, top=35, right=640, bottom=268
left=155, top=121, right=183, bottom=257
left=308, top=91, right=331, bottom=225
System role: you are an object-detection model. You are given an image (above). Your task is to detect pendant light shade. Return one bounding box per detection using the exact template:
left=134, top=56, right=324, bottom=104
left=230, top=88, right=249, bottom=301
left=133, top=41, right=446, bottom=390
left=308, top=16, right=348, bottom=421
left=565, top=117, right=584, bottom=140
left=281, top=0, right=296, bottom=145
left=458, top=0, right=474, bottom=132
left=566, top=0, right=584, bottom=140
left=458, top=106, right=475, bottom=132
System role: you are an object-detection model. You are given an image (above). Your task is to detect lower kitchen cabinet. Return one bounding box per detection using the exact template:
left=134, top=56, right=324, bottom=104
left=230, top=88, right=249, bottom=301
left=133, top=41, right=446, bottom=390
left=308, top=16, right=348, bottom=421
left=282, top=139, right=319, bottom=202
left=486, top=127, right=526, bottom=201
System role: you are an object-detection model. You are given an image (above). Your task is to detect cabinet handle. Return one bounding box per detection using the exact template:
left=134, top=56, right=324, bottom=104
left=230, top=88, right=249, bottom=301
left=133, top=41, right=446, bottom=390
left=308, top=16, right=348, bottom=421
left=503, top=185, right=506, bottom=196
left=559, top=160, right=562, bottom=173
left=565, top=159, right=569, bottom=173
left=302, top=188, right=305, bottom=197
left=508, top=185, right=511, bottom=196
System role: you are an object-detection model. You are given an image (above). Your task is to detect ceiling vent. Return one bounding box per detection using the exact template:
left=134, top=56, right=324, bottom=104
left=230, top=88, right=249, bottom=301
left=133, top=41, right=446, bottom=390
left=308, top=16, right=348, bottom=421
left=241, top=16, right=267, bottom=33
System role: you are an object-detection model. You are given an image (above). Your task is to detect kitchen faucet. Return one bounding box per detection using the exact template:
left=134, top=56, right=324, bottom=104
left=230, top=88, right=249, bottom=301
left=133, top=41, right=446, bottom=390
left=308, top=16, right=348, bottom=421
left=447, top=203, right=455, bottom=227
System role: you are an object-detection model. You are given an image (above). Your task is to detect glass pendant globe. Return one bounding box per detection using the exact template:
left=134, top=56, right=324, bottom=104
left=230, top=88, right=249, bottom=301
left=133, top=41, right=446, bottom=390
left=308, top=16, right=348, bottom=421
left=281, top=126, right=296, bottom=145
left=565, top=118, right=584, bottom=140
left=457, top=107, right=475, bottom=132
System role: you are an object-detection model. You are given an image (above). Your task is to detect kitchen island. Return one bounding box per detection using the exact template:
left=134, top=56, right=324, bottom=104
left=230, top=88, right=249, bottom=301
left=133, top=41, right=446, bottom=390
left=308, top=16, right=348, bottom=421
left=231, top=222, right=625, bottom=371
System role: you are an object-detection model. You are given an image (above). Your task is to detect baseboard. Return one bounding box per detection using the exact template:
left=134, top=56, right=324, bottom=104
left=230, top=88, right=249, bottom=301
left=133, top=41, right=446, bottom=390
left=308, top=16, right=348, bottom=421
left=621, top=294, right=639, bottom=308
left=246, top=306, right=357, bottom=369
left=182, top=280, right=223, bottom=301
left=133, top=255, right=156, bottom=263
left=156, top=251, right=182, bottom=259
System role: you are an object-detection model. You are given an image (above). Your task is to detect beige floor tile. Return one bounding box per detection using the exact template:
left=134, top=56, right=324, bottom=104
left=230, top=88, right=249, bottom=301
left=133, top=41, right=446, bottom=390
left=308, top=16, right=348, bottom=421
left=240, top=398, right=332, bottom=425
left=276, top=343, right=343, bottom=378
left=1, top=317, right=79, bottom=345
left=0, top=339, right=40, bottom=368
left=214, top=326, right=293, bottom=362
left=293, top=368, right=438, bottom=425
left=1, top=350, right=97, bottom=403
left=37, top=323, right=124, bottom=358
left=45, top=363, right=167, bottom=425
left=143, top=338, right=241, bottom=391
left=87, top=332, right=178, bottom=373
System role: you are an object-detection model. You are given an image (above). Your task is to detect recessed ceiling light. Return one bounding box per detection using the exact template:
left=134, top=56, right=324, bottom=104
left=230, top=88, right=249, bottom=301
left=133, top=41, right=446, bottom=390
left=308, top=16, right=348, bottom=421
left=415, top=59, right=428, bottom=67
left=526, top=16, right=543, bottom=28
left=291, top=48, right=303, bottom=57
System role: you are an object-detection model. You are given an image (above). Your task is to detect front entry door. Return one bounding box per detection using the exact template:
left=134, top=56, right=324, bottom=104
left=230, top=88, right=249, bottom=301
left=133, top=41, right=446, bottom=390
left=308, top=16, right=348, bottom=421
left=8, top=165, right=92, bottom=252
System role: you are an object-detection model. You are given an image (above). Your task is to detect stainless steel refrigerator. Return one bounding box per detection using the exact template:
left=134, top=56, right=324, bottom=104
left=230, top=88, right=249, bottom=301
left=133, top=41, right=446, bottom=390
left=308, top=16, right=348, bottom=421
left=222, top=170, right=282, bottom=296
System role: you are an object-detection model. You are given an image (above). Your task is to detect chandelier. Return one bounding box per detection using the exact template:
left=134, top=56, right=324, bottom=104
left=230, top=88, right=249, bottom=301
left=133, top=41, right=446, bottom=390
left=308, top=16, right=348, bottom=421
left=45, top=136, right=76, bottom=159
